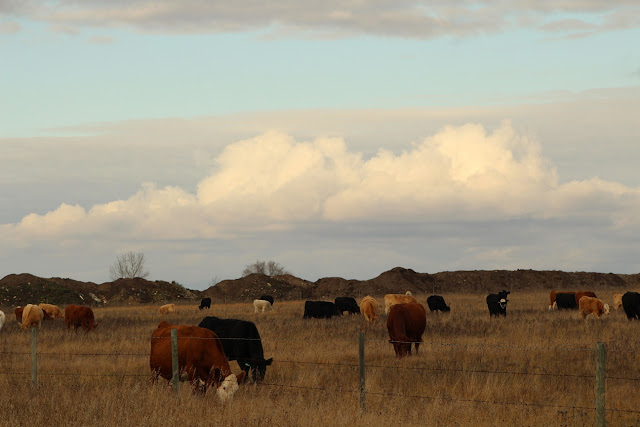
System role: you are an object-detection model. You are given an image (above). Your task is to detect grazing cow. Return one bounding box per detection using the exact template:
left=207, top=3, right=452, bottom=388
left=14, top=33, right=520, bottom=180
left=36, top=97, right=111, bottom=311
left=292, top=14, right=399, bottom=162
left=15, top=306, right=51, bottom=323
left=20, top=304, right=45, bottom=330
left=555, top=293, right=578, bottom=310
left=150, top=321, right=245, bottom=400
left=549, top=291, right=576, bottom=310
left=199, top=298, right=212, bottom=310
left=259, top=295, right=275, bottom=306
left=612, top=293, right=623, bottom=310
left=574, top=291, right=597, bottom=306
left=303, top=301, right=340, bottom=319
left=579, top=296, right=609, bottom=320
left=622, top=292, right=640, bottom=320
left=384, top=294, right=418, bottom=315
left=426, top=295, right=450, bottom=312
left=159, top=303, right=176, bottom=315
left=0, top=310, right=5, bottom=331
left=253, top=299, right=273, bottom=313
left=360, top=296, right=379, bottom=325
left=486, top=290, right=510, bottom=316
left=65, top=304, right=98, bottom=332
left=334, top=297, right=360, bottom=315
left=198, top=316, right=273, bottom=382
left=387, top=303, right=427, bottom=358
left=39, top=303, right=64, bottom=319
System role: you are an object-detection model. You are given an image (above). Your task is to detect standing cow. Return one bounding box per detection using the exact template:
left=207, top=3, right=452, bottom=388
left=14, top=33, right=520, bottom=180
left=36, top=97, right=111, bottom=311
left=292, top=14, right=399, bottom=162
left=334, top=297, right=360, bottom=315
left=486, top=290, right=510, bottom=316
left=384, top=294, right=418, bottom=315
left=387, top=303, right=427, bottom=358
left=39, top=303, right=64, bottom=319
left=612, top=293, right=623, bottom=310
left=253, top=299, right=273, bottom=313
left=555, top=293, right=578, bottom=310
left=303, top=301, right=339, bottom=319
left=426, top=295, right=450, bottom=312
left=159, top=303, right=176, bottom=315
left=579, top=296, right=609, bottom=320
left=622, top=292, right=640, bottom=320
left=65, top=304, right=98, bottom=332
left=360, top=296, right=379, bottom=325
left=20, top=304, right=45, bottom=330
left=199, top=298, right=212, bottom=310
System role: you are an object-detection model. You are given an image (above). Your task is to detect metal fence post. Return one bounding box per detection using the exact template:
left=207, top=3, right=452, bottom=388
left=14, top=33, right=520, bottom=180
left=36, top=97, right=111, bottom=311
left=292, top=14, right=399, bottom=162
left=359, top=332, right=366, bottom=413
left=596, top=342, right=606, bottom=427
left=171, top=328, right=179, bottom=395
left=31, top=327, right=37, bottom=388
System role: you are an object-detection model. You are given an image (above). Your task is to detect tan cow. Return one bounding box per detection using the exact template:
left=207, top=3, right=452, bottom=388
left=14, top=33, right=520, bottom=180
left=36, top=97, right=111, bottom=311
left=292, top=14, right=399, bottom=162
left=613, top=293, right=623, bottom=309
left=159, top=303, right=176, bottom=315
left=360, top=296, right=379, bottom=325
left=579, top=296, right=610, bottom=320
left=384, top=294, right=418, bottom=314
left=39, top=303, right=64, bottom=319
left=253, top=299, right=272, bottom=313
left=21, top=304, right=45, bottom=330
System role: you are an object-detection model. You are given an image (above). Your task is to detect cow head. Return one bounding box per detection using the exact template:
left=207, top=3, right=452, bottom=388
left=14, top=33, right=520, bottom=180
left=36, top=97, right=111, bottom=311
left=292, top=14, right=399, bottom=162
left=601, top=303, right=610, bottom=316
left=215, top=373, right=242, bottom=402
left=499, top=298, right=508, bottom=310
left=252, top=358, right=273, bottom=382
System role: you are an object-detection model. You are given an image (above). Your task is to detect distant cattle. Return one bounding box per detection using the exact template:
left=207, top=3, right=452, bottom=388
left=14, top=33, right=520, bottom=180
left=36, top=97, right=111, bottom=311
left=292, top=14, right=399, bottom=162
left=486, top=290, right=510, bottom=316
left=360, top=296, right=379, bottom=325
left=253, top=299, right=273, bottom=313
left=303, top=301, right=339, bottom=319
left=612, top=293, right=623, bottom=310
left=159, top=304, right=176, bottom=315
left=555, top=293, right=578, bottom=310
left=20, top=304, right=45, bottom=330
left=39, top=303, right=64, bottom=319
left=384, top=294, right=418, bottom=315
left=426, top=295, right=450, bottom=312
left=259, top=295, right=274, bottom=306
left=622, top=292, right=640, bottom=320
left=574, top=291, right=597, bottom=306
left=0, top=310, right=5, bottom=331
left=387, top=303, right=427, bottom=358
left=150, top=321, right=245, bottom=400
left=199, top=298, right=212, bottom=310
left=65, top=304, right=98, bottom=332
left=335, top=297, right=360, bottom=315
left=579, top=296, right=609, bottom=320
left=198, top=316, right=273, bottom=382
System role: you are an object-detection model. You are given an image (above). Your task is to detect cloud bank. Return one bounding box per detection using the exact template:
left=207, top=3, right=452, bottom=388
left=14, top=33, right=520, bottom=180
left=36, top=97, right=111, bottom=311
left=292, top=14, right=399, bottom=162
left=4, top=122, right=639, bottom=249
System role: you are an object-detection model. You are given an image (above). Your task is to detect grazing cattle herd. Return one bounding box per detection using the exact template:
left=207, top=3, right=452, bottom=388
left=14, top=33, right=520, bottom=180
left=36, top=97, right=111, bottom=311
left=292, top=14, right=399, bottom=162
left=3, top=288, right=640, bottom=400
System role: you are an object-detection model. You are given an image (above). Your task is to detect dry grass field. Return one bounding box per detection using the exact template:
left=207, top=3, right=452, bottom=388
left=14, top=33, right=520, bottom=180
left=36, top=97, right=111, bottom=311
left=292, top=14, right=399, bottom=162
left=1, top=289, right=639, bottom=426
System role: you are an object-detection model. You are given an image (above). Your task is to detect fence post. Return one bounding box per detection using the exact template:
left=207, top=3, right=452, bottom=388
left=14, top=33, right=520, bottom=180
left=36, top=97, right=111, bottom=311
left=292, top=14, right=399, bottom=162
left=359, top=332, right=366, bottom=413
left=595, top=342, right=606, bottom=427
left=31, top=327, right=37, bottom=388
left=171, top=328, right=179, bottom=395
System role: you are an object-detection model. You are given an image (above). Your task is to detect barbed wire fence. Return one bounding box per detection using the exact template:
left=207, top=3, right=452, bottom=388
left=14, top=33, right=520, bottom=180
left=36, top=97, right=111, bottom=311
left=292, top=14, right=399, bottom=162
left=1, top=330, right=640, bottom=426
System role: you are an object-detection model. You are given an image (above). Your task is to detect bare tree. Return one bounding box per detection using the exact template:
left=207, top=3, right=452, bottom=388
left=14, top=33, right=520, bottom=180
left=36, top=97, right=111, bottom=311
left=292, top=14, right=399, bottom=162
left=109, top=251, right=149, bottom=280
left=242, top=260, right=289, bottom=277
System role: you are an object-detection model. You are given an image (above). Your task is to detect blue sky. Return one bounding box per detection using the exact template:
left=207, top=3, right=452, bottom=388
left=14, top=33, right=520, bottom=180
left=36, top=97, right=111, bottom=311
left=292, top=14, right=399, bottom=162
left=1, top=1, right=639, bottom=289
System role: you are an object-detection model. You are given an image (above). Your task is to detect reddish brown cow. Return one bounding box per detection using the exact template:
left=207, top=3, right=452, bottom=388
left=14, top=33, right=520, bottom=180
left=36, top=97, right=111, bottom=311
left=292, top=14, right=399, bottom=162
left=150, top=321, right=245, bottom=400
left=387, top=303, right=427, bottom=358
left=15, top=306, right=51, bottom=323
left=64, top=304, right=98, bottom=332
left=574, top=291, right=597, bottom=306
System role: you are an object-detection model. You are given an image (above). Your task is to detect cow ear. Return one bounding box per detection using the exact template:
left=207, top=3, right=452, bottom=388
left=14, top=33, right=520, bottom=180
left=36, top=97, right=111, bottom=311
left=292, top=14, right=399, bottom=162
left=264, top=358, right=273, bottom=366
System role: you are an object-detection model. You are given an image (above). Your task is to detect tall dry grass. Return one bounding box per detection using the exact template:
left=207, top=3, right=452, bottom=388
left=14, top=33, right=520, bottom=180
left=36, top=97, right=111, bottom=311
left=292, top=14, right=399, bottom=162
left=1, top=290, right=639, bottom=426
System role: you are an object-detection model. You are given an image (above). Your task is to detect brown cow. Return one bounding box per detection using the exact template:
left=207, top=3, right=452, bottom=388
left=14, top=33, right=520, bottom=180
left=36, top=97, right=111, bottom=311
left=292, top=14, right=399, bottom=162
left=360, top=296, right=379, bottom=325
left=159, top=303, right=176, bottom=315
left=39, top=303, right=64, bottom=319
left=384, top=294, right=418, bottom=314
left=549, top=291, right=576, bottom=310
left=150, top=321, right=245, bottom=400
left=579, top=296, right=609, bottom=320
left=20, top=304, right=45, bottom=330
left=15, top=305, right=51, bottom=324
left=575, top=291, right=597, bottom=306
left=387, top=303, right=427, bottom=358
left=612, top=293, right=623, bottom=309
left=65, top=304, right=98, bottom=332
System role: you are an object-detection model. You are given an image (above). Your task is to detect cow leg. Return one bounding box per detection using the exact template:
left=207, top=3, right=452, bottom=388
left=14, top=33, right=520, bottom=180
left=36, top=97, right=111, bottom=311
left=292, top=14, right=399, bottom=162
left=414, top=342, right=420, bottom=355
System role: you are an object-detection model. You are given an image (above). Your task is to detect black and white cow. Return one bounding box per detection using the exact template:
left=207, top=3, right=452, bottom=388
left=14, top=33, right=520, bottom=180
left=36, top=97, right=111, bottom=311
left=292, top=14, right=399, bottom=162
left=197, top=316, right=273, bottom=382
left=303, top=301, right=340, bottom=319
left=198, top=297, right=212, bottom=310
left=334, top=297, right=360, bottom=315
left=259, top=295, right=274, bottom=306
left=426, top=295, right=450, bottom=312
left=622, top=292, right=640, bottom=320
left=555, top=293, right=578, bottom=310
left=486, top=290, right=510, bottom=316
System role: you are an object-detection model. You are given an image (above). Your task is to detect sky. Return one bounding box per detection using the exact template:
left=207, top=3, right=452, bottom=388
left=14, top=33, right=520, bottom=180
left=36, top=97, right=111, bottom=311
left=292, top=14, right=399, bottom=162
left=1, top=1, right=639, bottom=290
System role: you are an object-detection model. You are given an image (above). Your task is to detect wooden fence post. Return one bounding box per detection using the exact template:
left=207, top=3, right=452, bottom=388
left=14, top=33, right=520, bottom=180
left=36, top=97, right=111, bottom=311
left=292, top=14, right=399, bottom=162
left=359, top=332, right=366, bottom=413
left=595, top=342, right=606, bottom=427
left=31, top=327, right=37, bottom=388
left=171, top=328, right=179, bottom=395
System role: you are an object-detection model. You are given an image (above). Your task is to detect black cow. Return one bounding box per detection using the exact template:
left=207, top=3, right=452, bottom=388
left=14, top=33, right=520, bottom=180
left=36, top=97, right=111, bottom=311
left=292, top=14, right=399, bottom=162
left=303, top=301, right=339, bottom=319
left=486, top=290, right=510, bottom=316
left=334, top=297, right=359, bottom=315
left=555, top=293, right=578, bottom=310
left=198, top=297, right=211, bottom=310
left=259, top=295, right=274, bottom=306
left=622, top=292, right=640, bottom=320
left=197, top=316, right=273, bottom=382
left=427, top=295, right=450, bottom=312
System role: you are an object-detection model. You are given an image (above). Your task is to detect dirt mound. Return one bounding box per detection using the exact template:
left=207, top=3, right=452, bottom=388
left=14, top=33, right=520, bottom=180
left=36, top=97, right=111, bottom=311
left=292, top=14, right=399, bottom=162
left=202, top=273, right=315, bottom=302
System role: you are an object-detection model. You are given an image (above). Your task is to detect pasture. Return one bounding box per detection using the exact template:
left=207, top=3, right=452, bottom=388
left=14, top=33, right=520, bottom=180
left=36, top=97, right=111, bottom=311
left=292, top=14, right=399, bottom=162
left=1, top=289, right=639, bottom=426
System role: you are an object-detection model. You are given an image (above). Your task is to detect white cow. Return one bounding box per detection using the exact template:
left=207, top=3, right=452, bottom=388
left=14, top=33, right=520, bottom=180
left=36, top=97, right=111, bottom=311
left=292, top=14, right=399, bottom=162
left=253, top=299, right=273, bottom=313
left=0, top=310, right=5, bottom=331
